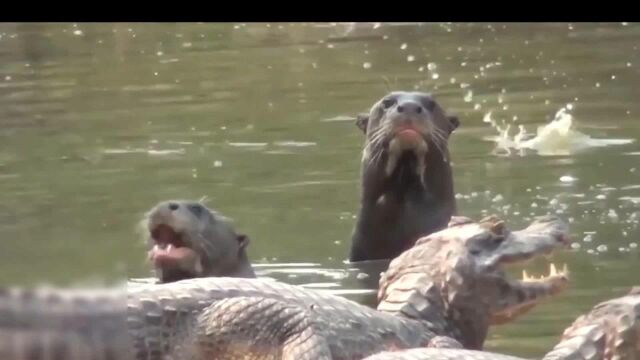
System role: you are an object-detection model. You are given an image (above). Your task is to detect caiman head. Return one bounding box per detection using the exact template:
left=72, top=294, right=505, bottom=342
left=377, top=215, right=571, bottom=350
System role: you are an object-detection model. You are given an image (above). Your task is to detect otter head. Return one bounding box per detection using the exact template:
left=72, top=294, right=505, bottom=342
left=143, top=200, right=251, bottom=283
left=377, top=215, right=571, bottom=349
left=357, top=91, right=460, bottom=185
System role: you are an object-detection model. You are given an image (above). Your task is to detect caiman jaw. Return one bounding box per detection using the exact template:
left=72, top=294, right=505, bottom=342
left=492, top=262, right=570, bottom=325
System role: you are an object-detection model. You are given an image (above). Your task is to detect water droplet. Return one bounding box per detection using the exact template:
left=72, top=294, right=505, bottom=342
left=182, top=42, right=192, bottom=48
left=407, top=55, right=415, bottom=62
left=4, top=75, right=11, bottom=81
left=560, top=175, right=577, bottom=183
left=156, top=51, right=163, bottom=56
left=427, top=62, right=437, bottom=71
left=596, top=245, right=608, bottom=252
left=630, top=242, right=638, bottom=249
left=363, top=62, right=372, bottom=69
left=400, top=43, right=407, bottom=50
left=73, top=29, right=83, bottom=36
left=596, top=194, right=606, bottom=200
left=583, top=234, right=593, bottom=242
left=356, top=273, right=369, bottom=280
left=571, top=242, right=581, bottom=249
left=464, top=90, right=473, bottom=102
left=492, top=194, right=504, bottom=202
left=153, top=72, right=158, bottom=76
left=213, top=160, right=223, bottom=167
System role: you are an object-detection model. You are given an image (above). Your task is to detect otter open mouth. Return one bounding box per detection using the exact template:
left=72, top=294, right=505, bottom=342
left=148, top=224, right=202, bottom=276
left=385, top=127, right=429, bottom=180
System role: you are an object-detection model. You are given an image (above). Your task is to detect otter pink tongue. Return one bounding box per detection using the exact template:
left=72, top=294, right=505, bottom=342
left=396, top=128, right=422, bottom=143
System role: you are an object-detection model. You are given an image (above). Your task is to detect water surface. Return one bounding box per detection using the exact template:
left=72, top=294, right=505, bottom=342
left=1, top=22, right=639, bottom=357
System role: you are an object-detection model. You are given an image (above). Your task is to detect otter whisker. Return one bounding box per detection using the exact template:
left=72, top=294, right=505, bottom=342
left=381, top=75, right=393, bottom=93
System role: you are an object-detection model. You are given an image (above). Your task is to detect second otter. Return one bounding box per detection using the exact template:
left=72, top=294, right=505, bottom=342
left=349, top=91, right=459, bottom=262
left=144, top=200, right=256, bottom=282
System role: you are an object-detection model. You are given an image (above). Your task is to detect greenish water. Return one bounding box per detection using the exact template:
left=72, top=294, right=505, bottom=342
left=0, top=23, right=639, bottom=357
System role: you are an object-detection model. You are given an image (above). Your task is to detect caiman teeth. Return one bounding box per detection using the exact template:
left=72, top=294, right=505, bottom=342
left=521, top=263, right=569, bottom=282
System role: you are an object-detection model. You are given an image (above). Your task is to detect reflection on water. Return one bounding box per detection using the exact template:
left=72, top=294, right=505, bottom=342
left=1, top=22, right=640, bottom=357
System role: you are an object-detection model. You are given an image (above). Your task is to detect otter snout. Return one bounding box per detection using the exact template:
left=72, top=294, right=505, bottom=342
left=396, top=100, right=425, bottom=116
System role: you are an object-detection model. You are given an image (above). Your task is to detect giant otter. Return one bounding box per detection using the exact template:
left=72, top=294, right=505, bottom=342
left=349, top=91, right=459, bottom=262
left=143, top=200, right=256, bottom=282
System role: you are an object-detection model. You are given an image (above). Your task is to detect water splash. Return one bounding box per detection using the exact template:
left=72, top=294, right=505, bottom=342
left=486, top=105, right=635, bottom=156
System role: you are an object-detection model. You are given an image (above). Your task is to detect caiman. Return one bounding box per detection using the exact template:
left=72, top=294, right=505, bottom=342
left=0, top=215, right=571, bottom=359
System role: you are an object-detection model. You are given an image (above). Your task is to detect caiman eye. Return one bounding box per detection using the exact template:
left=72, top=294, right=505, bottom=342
left=381, top=98, right=396, bottom=109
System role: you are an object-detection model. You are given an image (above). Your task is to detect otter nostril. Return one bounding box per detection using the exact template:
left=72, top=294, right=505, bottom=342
left=416, top=106, right=423, bottom=114
left=397, top=105, right=404, bottom=113
left=168, top=203, right=179, bottom=211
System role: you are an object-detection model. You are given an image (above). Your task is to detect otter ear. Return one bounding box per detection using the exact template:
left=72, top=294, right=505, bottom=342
left=237, top=234, right=250, bottom=249
left=355, top=113, right=369, bottom=134
left=448, top=115, right=460, bottom=133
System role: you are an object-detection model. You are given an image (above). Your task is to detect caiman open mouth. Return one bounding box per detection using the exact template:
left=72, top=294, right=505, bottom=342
left=487, top=216, right=572, bottom=325
left=518, top=262, right=570, bottom=294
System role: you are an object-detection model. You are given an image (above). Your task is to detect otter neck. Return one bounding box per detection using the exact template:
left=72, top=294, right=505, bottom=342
left=349, top=149, right=456, bottom=262
left=204, top=250, right=256, bottom=279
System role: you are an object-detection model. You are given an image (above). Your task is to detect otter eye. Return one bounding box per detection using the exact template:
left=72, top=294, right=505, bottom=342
left=187, top=204, right=204, bottom=217
left=381, top=98, right=396, bottom=109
